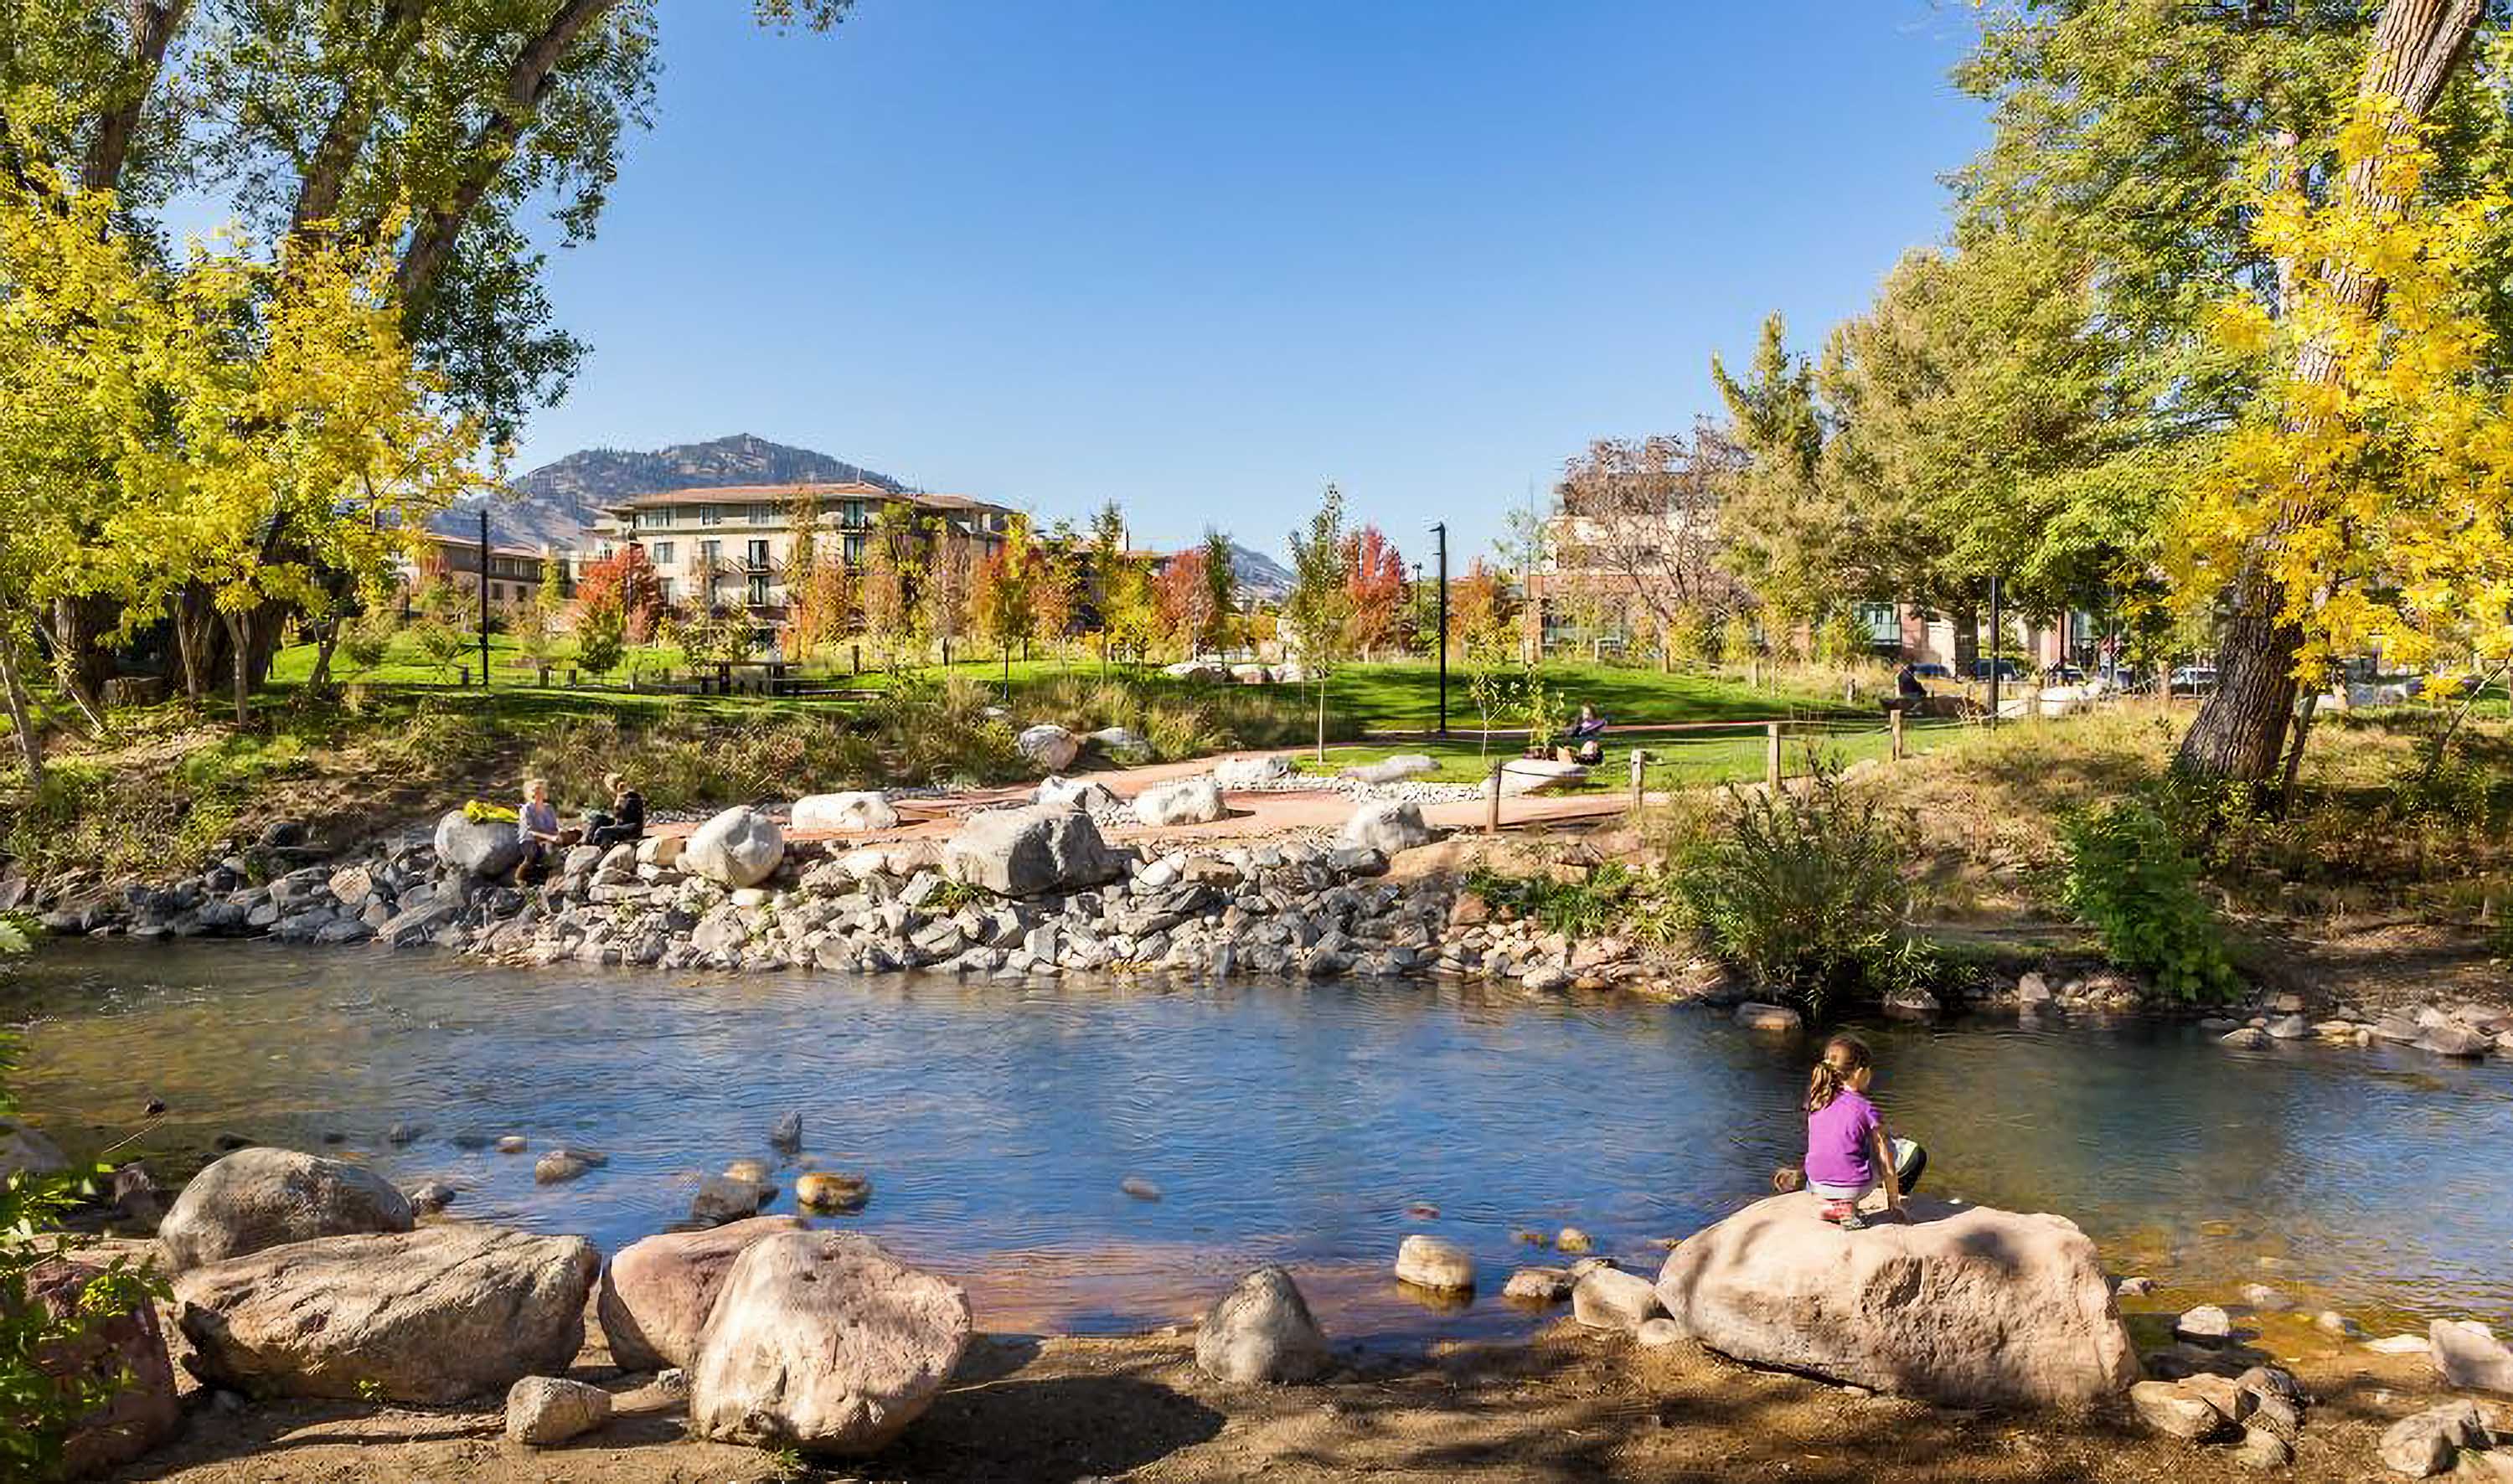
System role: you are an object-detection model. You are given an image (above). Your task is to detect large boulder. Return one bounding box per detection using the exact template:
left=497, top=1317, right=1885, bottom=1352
left=1133, top=777, right=1228, bottom=827
left=20, top=1258, right=182, bottom=1476
left=1195, top=1267, right=1329, bottom=1384
left=1086, top=726, right=1151, bottom=761
left=599, top=1215, right=805, bottom=1372
left=942, top=806, right=1127, bottom=896
left=1015, top=724, right=1080, bottom=772
left=1653, top=1193, right=2136, bottom=1409
left=1162, top=660, right=1229, bottom=683
left=2430, top=1319, right=2513, bottom=1394
left=791, top=792, right=900, bottom=835
left=1215, top=754, right=1294, bottom=789
left=1035, top=775, right=1122, bottom=814
left=506, top=1374, right=612, bottom=1445
left=1344, top=754, right=1437, bottom=786
left=1339, top=801, right=1434, bottom=856
left=688, top=1231, right=971, bottom=1456
left=432, top=809, right=523, bottom=879
left=0, top=1116, right=69, bottom=1179
left=174, top=1224, right=600, bottom=1404
left=1394, top=1234, right=1473, bottom=1292
left=1486, top=759, right=1588, bottom=796
left=157, top=1147, right=413, bottom=1272
left=684, top=806, right=786, bottom=888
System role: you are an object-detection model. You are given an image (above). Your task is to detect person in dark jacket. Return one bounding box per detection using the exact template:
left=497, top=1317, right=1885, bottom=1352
left=586, top=771, right=646, bottom=847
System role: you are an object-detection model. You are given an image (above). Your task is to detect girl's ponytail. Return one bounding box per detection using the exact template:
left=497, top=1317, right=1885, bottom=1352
left=1803, top=1059, right=1845, bottom=1113
left=1803, top=1033, right=1873, bottom=1113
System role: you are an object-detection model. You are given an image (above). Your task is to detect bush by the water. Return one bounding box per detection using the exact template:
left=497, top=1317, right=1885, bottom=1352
left=2057, top=796, right=2238, bottom=1002
left=1671, top=760, right=1919, bottom=1017
left=1463, top=861, right=1684, bottom=942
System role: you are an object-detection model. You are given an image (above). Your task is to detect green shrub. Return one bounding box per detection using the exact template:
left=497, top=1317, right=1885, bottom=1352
left=1465, top=862, right=1680, bottom=941
left=2057, top=796, right=2239, bottom=1002
left=1671, top=760, right=1915, bottom=1018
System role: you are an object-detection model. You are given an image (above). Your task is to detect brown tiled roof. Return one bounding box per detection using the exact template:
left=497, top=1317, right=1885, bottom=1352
left=600, top=483, right=1014, bottom=522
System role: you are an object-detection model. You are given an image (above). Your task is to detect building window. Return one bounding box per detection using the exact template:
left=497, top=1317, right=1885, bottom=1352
left=748, top=502, right=775, bottom=524
left=699, top=504, right=720, bottom=527
left=747, top=575, right=769, bottom=608
left=488, top=582, right=501, bottom=602
left=843, top=533, right=866, bottom=566
left=841, top=499, right=867, bottom=529
left=1859, top=602, right=1898, bottom=645
left=746, top=538, right=770, bottom=573
left=638, top=508, right=669, bottom=530
left=651, top=541, right=675, bottom=564
left=698, top=538, right=720, bottom=572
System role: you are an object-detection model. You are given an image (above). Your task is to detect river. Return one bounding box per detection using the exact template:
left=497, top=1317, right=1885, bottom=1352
left=7, top=941, right=2509, bottom=1344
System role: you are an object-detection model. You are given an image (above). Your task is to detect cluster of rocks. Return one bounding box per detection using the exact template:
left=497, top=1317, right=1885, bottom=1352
left=2128, top=1363, right=2314, bottom=1470
left=25, top=1144, right=976, bottom=1466
left=2213, top=993, right=2513, bottom=1059
left=57, top=753, right=1705, bottom=999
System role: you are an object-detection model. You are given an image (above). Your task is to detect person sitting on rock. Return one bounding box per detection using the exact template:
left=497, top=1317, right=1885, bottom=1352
left=519, top=777, right=562, bottom=882
left=585, top=771, right=646, bottom=848
left=1802, top=1033, right=1921, bottom=1230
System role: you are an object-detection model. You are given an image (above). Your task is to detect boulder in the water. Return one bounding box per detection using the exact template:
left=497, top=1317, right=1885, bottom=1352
left=1652, top=1193, right=2136, bottom=1409
left=1394, top=1234, right=1473, bottom=1292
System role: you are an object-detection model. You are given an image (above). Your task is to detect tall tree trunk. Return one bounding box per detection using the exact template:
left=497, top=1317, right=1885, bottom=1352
left=2176, top=0, right=2485, bottom=784
left=42, top=595, right=116, bottom=727
left=174, top=582, right=219, bottom=699
left=0, top=634, right=44, bottom=781
left=222, top=609, right=251, bottom=727
left=79, top=0, right=192, bottom=195
left=395, top=0, right=619, bottom=306
left=1315, top=679, right=1328, bottom=762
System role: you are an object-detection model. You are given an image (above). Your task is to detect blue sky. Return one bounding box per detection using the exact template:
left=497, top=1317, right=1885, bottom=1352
left=519, top=0, right=1987, bottom=563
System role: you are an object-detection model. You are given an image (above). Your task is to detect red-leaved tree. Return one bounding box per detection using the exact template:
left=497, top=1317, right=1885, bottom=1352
left=574, top=546, right=667, bottom=643
left=1342, top=523, right=1404, bottom=660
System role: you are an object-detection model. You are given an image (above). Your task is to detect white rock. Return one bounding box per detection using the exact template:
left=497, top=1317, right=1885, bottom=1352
left=505, top=1374, right=611, bottom=1445
left=1394, top=1234, right=1473, bottom=1291
left=1344, top=754, right=1437, bottom=786
left=791, top=791, right=900, bottom=834
left=683, top=807, right=785, bottom=889
left=1571, top=1267, right=1662, bottom=1332
left=1133, top=777, right=1229, bottom=827
left=2430, top=1318, right=2513, bottom=1394
left=1035, top=775, right=1122, bottom=814
left=1483, top=758, right=1587, bottom=796
left=942, top=806, right=1129, bottom=897
left=1214, top=755, right=1294, bottom=789
left=1339, top=800, right=1433, bottom=855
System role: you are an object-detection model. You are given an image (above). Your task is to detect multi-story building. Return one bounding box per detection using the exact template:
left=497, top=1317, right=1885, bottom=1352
left=586, top=482, right=1016, bottom=616
left=405, top=530, right=561, bottom=610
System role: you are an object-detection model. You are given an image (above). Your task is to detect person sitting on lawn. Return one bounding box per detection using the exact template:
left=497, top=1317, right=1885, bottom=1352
left=586, top=771, right=646, bottom=848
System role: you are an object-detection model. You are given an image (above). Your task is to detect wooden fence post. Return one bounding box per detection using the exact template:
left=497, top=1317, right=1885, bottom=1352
left=1628, top=749, right=1647, bottom=811
left=1891, top=707, right=1905, bottom=761
left=1487, top=757, right=1504, bottom=836
left=1765, top=720, right=1783, bottom=790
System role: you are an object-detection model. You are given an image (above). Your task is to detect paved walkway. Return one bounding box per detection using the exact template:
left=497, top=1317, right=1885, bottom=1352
left=651, top=747, right=1636, bottom=853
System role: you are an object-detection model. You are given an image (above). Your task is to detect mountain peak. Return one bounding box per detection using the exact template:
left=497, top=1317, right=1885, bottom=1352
left=444, top=434, right=906, bottom=549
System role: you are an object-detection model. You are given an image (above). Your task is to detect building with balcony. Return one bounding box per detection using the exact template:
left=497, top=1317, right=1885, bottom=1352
left=404, top=530, right=562, bottom=610
left=586, top=482, right=1016, bottom=616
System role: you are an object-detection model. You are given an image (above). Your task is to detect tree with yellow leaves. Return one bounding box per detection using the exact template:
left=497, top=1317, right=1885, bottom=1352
left=2169, top=99, right=2513, bottom=783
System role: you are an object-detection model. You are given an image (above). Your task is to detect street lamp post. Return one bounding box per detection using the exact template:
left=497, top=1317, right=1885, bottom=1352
left=477, top=510, right=492, bottom=688
left=1429, top=521, right=1449, bottom=737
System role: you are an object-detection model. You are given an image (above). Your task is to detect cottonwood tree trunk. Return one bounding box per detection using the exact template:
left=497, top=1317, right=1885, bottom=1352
left=2177, top=0, right=2485, bottom=784
left=221, top=609, right=252, bottom=727
left=0, top=634, right=44, bottom=781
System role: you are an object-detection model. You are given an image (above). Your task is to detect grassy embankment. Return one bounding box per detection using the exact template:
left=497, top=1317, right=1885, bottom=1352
left=1, top=647, right=1845, bottom=879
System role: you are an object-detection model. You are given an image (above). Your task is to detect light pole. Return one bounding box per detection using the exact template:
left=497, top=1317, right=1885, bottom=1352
left=1429, top=521, right=1448, bottom=736
left=477, top=510, right=492, bottom=688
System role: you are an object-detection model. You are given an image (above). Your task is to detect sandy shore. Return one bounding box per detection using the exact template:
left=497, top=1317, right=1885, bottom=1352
left=115, top=1302, right=2495, bottom=1484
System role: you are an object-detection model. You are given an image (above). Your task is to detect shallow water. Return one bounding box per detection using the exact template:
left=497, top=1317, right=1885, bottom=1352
left=7, top=941, right=2510, bottom=1344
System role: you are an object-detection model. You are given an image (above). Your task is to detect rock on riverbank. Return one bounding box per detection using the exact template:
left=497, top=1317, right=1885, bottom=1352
left=1653, top=1193, right=2136, bottom=1409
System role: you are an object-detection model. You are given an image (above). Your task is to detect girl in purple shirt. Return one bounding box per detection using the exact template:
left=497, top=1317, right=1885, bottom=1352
left=1803, top=1033, right=1907, bottom=1230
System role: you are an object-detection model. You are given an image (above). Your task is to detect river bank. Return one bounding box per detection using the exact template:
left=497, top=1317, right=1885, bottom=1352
left=87, top=1292, right=2508, bottom=1483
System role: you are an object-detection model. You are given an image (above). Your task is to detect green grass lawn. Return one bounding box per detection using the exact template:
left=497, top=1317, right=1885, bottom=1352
left=1322, top=658, right=1849, bottom=731
left=1291, top=717, right=1969, bottom=793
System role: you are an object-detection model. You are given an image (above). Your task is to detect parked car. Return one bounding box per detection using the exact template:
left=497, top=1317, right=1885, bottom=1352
left=2044, top=664, right=2088, bottom=684
left=2168, top=665, right=2219, bottom=694
left=1909, top=663, right=1953, bottom=682
left=1968, top=657, right=2026, bottom=682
